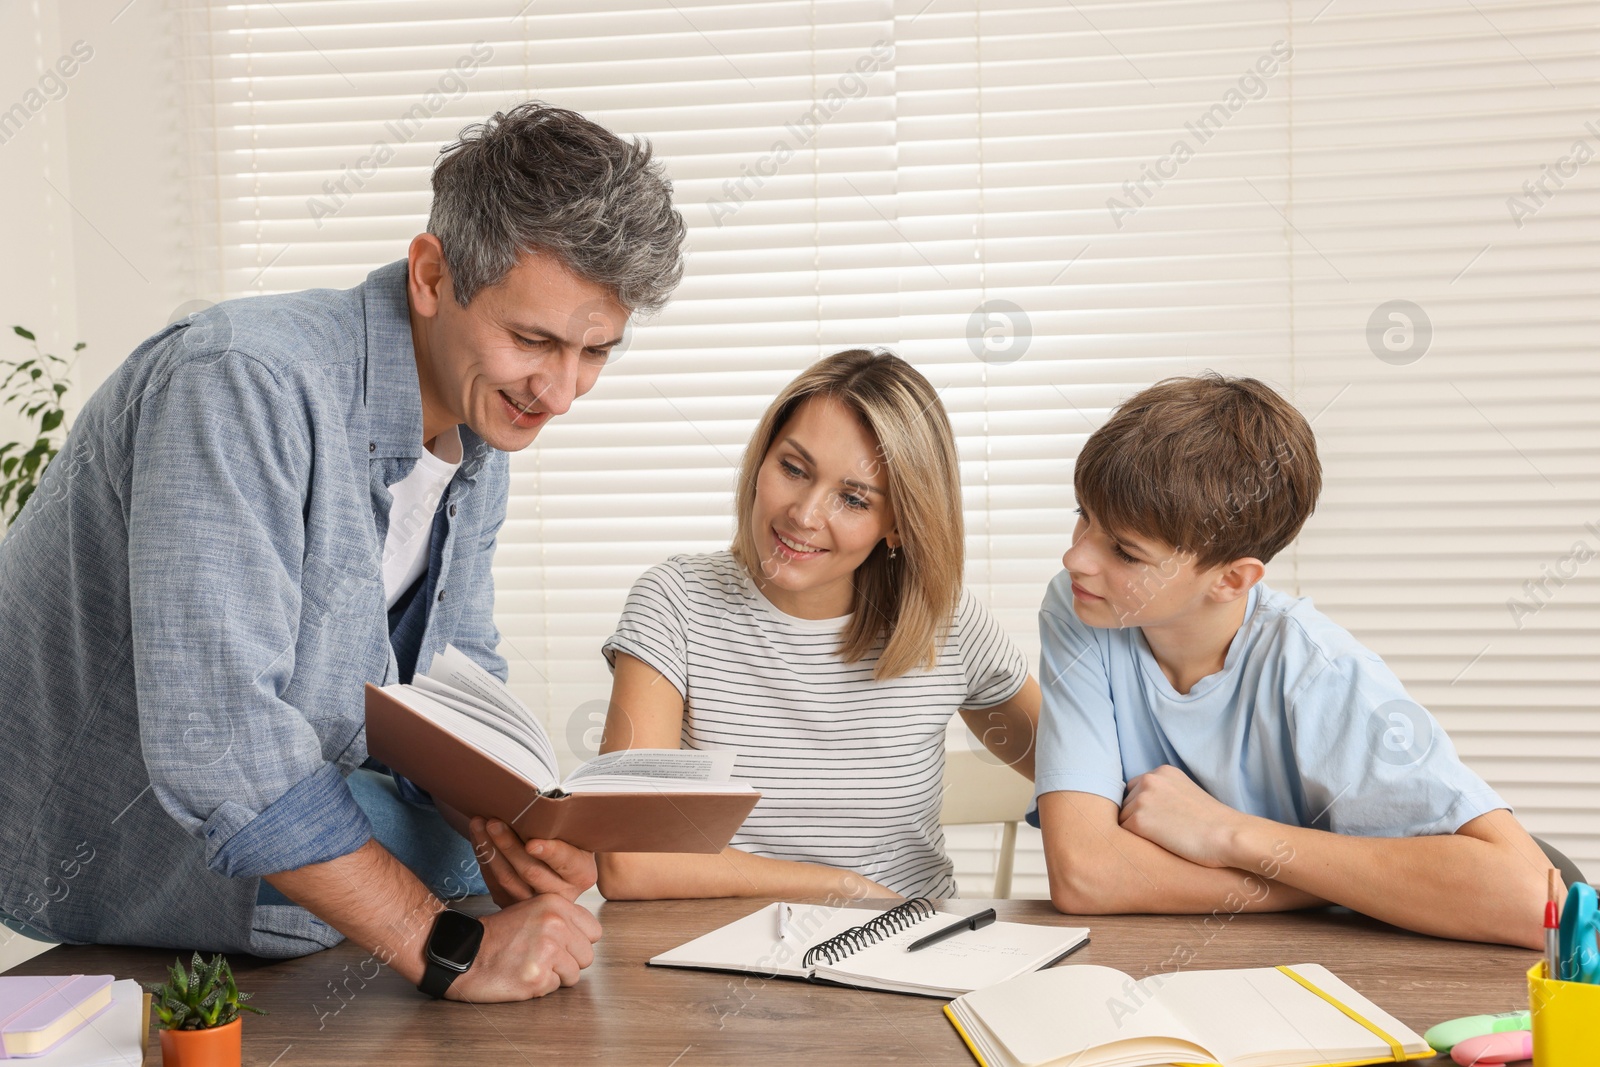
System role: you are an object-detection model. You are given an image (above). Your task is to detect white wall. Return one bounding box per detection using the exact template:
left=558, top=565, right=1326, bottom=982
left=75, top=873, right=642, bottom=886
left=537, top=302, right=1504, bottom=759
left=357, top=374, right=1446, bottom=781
left=0, top=0, right=190, bottom=478
left=0, top=1, right=76, bottom=456
left=56, top=2, right=194, bottom=379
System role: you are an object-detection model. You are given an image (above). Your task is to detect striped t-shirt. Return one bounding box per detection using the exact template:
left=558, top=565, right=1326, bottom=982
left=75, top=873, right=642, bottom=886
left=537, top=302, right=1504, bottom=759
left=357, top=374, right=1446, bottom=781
left=601, top=551, right=1029, bottom=898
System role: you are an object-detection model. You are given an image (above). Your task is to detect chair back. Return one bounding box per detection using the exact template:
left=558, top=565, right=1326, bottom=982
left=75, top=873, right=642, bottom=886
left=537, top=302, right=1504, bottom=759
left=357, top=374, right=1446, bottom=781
left=941, top=747, right=1035, bottom=898
left=1536, top=835, right=1588, bottom=888
left=941, top=747, right=1034, bottom=825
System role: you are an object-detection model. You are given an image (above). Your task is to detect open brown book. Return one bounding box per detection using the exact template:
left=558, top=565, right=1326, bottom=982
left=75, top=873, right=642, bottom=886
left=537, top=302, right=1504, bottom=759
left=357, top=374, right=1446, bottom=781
left=364, top=645, right=759, bottom=854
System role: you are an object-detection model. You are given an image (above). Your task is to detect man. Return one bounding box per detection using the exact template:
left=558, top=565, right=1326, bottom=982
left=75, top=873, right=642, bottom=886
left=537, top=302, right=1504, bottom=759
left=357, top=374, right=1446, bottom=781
left=0, top=103, right=686, bottom=1002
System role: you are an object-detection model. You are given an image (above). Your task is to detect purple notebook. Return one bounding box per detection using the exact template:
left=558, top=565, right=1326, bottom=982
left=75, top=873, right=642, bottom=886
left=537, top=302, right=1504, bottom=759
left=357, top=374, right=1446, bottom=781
left=0, top=975, right=115, bottom=1060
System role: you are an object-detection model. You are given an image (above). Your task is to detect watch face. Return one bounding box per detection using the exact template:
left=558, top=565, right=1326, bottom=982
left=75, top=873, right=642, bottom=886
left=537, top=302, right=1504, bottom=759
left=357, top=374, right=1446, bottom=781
left=427, top=910, right=484, bottom=970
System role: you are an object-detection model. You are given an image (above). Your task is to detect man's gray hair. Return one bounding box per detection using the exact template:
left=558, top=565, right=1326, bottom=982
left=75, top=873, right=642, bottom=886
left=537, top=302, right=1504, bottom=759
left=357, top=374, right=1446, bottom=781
left=427, top=102, right=686, bottom=314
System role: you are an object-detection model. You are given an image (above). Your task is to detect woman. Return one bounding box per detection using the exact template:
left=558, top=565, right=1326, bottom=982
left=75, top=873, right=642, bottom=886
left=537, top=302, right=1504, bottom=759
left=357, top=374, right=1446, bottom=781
left=593, top=349, right=1040, bottom=901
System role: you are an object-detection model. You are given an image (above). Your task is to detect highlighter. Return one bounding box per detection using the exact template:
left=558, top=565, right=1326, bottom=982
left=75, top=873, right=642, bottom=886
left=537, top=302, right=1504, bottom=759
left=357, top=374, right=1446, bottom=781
left=1450, top=1029, right=1533, bottom=1066
left=1424, top=1011, right=1532, bottom=1054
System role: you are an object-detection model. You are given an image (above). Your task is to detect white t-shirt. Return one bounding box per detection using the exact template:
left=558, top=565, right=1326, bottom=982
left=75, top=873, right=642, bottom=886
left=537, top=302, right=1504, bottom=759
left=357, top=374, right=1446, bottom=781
left=381, top=427, right=462, bottom=609
left=601, top=551, right=1029, bottom=898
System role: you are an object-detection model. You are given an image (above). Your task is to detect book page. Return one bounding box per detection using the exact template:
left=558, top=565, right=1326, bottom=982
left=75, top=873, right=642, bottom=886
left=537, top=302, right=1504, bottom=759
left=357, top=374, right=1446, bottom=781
left=404, top=680, right=554, bottom=778
left=409, top=671, right=520, bottom=730
left=392, top=687, right=556, bottom=791
left=558, top=775, right=755, bottom=795
left=561, top=747, right=735, bottom=789
left=418, top=645, right=559, bottom=782
left=649, top=902, right=881, bottom=979
left=821, top=917, right=1089, bottom=997
left=1153, top=964, right=1429, bottom=1066
left=956, top=965, right=1206, bottom=1067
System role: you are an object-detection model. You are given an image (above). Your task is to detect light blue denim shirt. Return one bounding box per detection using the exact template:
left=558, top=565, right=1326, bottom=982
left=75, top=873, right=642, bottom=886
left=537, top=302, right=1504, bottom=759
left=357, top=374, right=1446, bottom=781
left=0, top=260, right=509, bottom=957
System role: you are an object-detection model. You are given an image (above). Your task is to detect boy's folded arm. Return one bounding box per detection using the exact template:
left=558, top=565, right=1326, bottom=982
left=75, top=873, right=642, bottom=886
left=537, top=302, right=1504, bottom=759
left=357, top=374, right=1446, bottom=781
left=1240, top=653, right=1550, bottom=948
left=1221, top=807, right=1548, bottom=949
left=1038, top=790, right=1326, bottom=915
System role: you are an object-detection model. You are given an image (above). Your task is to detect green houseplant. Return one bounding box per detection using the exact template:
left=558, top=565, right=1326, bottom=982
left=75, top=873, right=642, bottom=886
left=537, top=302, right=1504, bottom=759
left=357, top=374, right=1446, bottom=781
left=0, top=325, right=80, bottom=527
left=145, top=952, right=266, bottom=1067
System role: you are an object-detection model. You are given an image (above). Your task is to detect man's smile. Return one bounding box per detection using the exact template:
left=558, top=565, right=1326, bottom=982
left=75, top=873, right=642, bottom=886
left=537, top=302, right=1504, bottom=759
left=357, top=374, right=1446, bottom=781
left=498, top=389, right=547, bottom=429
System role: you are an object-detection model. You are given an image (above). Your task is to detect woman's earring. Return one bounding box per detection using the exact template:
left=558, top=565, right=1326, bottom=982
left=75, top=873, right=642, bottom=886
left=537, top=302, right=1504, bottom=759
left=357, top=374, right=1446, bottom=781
left=889, top=545, right=898, bottom=560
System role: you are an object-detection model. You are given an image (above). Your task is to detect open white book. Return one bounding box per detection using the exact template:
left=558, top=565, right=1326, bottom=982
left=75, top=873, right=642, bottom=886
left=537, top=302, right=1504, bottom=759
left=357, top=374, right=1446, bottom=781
left=650, top=899, right=1089, bottom=998
left=363, top=645, right=760, bottom=853
left=945, top=962, right=1432, bottom=1067
left=398, top=645, right=754, bottom=794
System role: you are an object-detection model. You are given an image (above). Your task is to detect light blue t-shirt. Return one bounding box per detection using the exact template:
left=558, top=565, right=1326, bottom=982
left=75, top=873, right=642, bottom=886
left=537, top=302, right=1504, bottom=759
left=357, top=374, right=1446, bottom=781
left=1033, top=571, right=1506, bottom=837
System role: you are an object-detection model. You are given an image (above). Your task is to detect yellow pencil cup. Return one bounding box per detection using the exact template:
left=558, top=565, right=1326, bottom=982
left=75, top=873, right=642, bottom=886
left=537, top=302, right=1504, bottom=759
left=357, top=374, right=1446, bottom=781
left=1528, top=961, right=1600, bottom=1066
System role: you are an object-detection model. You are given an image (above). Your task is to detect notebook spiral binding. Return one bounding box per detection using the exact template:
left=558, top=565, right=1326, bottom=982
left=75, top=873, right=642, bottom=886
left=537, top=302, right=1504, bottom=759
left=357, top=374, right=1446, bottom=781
left=803, top=897, right=937, bottom=967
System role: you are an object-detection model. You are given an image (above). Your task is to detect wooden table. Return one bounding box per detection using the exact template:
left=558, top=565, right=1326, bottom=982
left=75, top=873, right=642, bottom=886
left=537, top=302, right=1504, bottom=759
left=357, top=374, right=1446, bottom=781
left=12, top=899, right=1537, bottom=1065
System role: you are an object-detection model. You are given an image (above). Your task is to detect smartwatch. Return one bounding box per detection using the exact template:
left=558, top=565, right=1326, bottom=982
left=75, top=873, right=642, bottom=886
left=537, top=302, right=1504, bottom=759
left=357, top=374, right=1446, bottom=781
left=417, top=909, right=484, bottom=999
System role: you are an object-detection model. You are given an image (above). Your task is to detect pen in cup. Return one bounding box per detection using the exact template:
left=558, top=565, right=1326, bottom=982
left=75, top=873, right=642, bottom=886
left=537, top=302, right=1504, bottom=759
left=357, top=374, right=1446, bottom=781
left=1545, top=869, right=1561, bottom=980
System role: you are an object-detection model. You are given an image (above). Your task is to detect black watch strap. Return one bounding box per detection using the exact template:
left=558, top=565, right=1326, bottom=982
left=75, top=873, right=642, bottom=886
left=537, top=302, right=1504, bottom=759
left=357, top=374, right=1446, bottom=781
left=418, top=956, right=461, bottom=999
left=417, top=909, right=484, bottom=999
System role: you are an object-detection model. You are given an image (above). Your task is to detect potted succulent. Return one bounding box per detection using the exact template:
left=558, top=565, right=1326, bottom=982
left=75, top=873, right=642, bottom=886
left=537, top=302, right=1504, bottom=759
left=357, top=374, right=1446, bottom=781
left=145, top=952, right=266, bottom=1067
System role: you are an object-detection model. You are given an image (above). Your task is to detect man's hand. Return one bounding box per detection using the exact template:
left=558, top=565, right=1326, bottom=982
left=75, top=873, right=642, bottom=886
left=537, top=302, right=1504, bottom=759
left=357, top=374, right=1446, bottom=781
left=1118, top=764, right=1245, bottom=868
left=469, top=817, right=597, bottom=905
left=445, top=894, right=603, bottom=1002
left=263, top=837, right=606, bottom=999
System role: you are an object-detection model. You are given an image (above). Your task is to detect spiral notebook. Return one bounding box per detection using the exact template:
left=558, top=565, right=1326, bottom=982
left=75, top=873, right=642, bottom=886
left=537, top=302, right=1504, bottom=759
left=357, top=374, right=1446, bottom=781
left=649, top=899, right=1089, bottom=998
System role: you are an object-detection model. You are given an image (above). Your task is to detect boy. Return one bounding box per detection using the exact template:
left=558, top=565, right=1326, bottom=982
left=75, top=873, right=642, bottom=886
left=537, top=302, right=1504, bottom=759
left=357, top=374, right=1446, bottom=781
left=1034, top=373, right=1547, bottom=948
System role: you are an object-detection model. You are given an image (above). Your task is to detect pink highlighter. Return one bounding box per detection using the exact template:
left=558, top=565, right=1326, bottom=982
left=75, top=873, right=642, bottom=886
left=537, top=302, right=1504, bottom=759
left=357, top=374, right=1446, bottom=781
left=1450, top=1029, right=1533, bottom=1065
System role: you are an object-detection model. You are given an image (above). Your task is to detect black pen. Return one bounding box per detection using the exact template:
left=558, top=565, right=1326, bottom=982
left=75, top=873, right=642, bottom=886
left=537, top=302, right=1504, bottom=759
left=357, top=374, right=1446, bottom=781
left=905, top=908, right=997, bottom=952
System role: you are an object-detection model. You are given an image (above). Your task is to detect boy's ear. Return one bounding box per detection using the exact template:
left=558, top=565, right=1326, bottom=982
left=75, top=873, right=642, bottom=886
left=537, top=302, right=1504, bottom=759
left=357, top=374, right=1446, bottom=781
left=1209, top=557, right=1265, bottom=603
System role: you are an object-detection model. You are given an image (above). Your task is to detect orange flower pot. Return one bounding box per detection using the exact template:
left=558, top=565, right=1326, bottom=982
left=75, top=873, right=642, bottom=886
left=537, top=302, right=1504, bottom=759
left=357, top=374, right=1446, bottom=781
left=158, top=1017, right=242, bottom=1067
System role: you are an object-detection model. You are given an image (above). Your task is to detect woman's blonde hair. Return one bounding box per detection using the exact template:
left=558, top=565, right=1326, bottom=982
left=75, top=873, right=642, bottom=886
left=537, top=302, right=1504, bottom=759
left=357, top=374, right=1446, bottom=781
left=730, top=349, right=964, bottom=680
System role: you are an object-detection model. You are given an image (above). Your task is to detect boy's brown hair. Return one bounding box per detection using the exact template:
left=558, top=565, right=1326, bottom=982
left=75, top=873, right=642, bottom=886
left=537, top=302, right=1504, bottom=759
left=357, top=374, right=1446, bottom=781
left=1074, top=373, right=1322, bottom=569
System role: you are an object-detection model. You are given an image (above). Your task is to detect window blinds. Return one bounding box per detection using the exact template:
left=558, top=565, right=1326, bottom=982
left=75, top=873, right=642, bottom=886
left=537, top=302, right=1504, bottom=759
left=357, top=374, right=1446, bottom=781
left=175, top=0, right=1598, bottom=880
left=1283, top=0, right=1600, bottom=874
